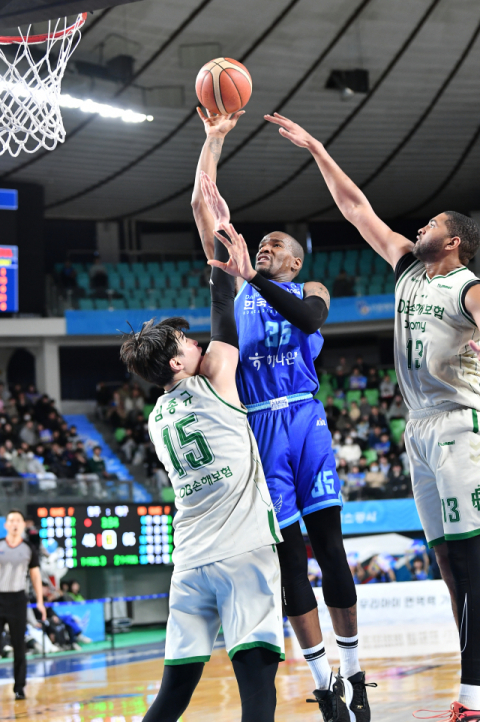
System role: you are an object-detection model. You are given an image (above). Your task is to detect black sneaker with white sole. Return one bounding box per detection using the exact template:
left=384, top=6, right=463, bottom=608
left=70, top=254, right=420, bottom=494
left=348, top=671, right=377, bottom=722
left=307, top=673, right=355, bottom=722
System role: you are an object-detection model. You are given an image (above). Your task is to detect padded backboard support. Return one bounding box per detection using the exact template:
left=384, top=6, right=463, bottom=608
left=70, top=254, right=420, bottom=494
left=0, top=0, right=144, bottom=31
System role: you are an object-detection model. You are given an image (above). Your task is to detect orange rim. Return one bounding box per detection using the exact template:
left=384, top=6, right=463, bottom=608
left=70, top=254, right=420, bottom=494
left=0, top=12, right=87, bottom=45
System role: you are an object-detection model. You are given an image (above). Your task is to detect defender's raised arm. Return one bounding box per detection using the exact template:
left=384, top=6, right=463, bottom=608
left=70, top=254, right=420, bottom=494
left=191, top=108, right=244, bottom=259
left=265, top=112, right=414, bottom=268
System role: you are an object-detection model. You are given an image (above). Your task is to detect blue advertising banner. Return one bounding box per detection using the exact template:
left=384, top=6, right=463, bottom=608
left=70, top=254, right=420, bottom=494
left=301, top=499, right=422, bottom=536
left=52, top=600, right=105, bottom=642
left=0, top=517, right=5, bottom=534
left=65, top=294, right=395, bottom=335
left=66, top=308, right=211, bottom=335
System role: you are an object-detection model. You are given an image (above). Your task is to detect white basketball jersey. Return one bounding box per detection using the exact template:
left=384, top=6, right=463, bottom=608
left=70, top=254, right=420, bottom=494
left=394, top=253, right=480, bottom=412
left=148, top=375, right=281, bottom=572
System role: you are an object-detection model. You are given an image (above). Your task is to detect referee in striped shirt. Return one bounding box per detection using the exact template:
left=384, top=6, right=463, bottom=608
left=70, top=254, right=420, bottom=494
left=0, top=509, right=46, bottom=700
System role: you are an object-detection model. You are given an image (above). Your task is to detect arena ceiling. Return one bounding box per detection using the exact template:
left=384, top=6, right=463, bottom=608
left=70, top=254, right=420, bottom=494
left=2, top=0, right=480, bottom=224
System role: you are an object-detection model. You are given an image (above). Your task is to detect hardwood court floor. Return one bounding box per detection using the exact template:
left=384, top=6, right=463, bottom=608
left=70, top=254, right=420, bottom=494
left=0, top=638, right=460, bottom=722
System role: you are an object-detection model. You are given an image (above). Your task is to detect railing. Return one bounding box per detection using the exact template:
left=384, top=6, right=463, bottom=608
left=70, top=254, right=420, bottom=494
left=0, top=477, right=135, bottom=504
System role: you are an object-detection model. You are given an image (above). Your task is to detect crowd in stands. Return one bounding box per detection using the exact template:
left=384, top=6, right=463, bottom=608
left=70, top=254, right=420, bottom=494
left=0, top=381, right=114, bottom=497
left=317, top=355, right=412, bottom=502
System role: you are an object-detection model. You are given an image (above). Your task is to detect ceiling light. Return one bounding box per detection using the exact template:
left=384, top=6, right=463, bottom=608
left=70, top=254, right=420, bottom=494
left=59, top=94, right=153, bottom=123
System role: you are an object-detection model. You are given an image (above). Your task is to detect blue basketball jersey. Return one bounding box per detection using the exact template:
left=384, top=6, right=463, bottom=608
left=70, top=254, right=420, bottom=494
left=234, top=280, right=324, bottom=406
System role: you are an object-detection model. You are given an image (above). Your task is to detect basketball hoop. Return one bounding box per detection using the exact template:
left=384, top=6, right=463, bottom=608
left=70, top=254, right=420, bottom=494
left=0, top=13, right=87, bottom=157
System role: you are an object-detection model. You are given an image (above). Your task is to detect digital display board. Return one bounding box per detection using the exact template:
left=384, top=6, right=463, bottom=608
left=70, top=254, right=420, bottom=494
left=0, top=189, right=18, bottom=210
left=0, top=245, right=18, bottom=312
left=28, top=503, right=174, bottom=569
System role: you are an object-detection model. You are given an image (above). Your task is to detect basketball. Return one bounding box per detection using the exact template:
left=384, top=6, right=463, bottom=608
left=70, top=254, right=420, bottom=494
left=195, top=57, right=252, bottom=115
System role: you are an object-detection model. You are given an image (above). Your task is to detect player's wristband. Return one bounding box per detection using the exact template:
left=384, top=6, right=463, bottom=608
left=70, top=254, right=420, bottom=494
left=249, top=272, right=328, bottom=334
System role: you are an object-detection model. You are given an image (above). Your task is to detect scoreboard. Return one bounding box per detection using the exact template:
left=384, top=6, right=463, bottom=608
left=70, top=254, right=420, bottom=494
left=0, top=245, right=18, bottom=312
left=28, top=503, right=175, bottom=569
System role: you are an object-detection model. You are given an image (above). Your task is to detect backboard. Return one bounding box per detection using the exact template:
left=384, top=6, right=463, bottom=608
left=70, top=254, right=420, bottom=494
left=0, top=0, right=144, bottom=32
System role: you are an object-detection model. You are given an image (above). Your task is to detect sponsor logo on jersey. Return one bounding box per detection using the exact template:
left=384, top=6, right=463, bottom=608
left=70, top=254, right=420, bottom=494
left=316, top=417, right=327, bottom=426
left=438, top=440, right=455, bottom=446
left=273, top=495, right=283, bottom=513
left=437, top=284, right=452, bottom=289
left=472, top=486, right=480, bottom=510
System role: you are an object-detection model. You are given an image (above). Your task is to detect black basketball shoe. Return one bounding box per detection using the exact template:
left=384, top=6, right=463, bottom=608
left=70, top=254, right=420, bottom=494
left=348, top=671, right=377, bottom=722
left=307, top=673, right=355, bottom=722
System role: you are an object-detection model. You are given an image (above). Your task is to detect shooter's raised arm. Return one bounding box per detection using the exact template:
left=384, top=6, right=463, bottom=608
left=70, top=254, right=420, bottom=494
left=191, top=108, right=244, bottom=259
left=265, top=112, right=414, bottom=268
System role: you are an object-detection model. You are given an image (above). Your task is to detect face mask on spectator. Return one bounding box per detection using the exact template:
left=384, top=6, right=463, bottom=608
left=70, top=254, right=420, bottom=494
left=345, top=438, right=353, bottom=445
left=370, top=465, right=379, bottom=472
left=334, top=433, right=341, bottom=441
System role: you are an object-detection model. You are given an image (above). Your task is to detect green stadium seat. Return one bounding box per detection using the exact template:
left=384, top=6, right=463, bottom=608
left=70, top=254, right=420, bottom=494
left=374, top=255, right=389, bottom=273
left=364, top=389, right=379, bottom=406
left=116, top=263, right=130, bottom=275
left=110, top=298, right=126, bottom=310
left=114, top=428, right=126, bottom=443
left=132, top=262, right=145, bottom=274
left=79, top=298, right=94, bottom=310
left=390, top=418, right=406, bottom=444
left=343, top=257, right=357, bottom=275
left=177, top=260, right=191, bottom=274
left=127, top=295, right=144, bottom=309
left=315, top=388, right=329, bottom=404
left=146, top=262, right=160, bottom=275
left=177, top=292, right=192, bottom=308
left=108, top=273, right=122, bottom=290
left=192, top=259, right=206, bottom=270
left=122, top=274, right=136, bottom=290
left=363, top=449, right=378, bottom=464
left=346, top=390, right=362, bottom=404
left=303, top=254, right=313, bottom=270
left=168, top=272, right=183, bottom=289
left=137, top=274, right=152, bottom=290
left=143, top=403, right=154, bottom=419
left=72, top=262, right=85, bottom=273
left=95, top=299, right=109, bottom=310
left=332, top=398, right=344, bottom=410
left=369, top=283, right=383, bottom=295
left=387, top=369, right=398, bottom=384
left=296, top=268, right=310, bottom=283
left=104, top=262, right=115, bottom=273
left=186, top=274, right=201, bottom=289
left=330, top=251, right=343, bottom=262
left=77, top=273, right=90, bottom=290
left=383, top=278, right=395, bottom=294
left=162, top=261, right=176, bottom=274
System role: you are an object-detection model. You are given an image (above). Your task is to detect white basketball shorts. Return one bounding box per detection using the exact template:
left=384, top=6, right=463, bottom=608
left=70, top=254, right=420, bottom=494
left=164, top=544, right=284, bottom=665
left=405, top=405, right=480, bottom=547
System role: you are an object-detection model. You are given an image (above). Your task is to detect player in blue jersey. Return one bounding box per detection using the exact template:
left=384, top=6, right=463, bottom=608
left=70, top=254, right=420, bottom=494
left=191, top=110, right=372, bottom=722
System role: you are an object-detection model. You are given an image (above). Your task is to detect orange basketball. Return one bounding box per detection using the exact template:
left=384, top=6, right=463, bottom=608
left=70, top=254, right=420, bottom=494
left=195, top=57, right=252, bottom=115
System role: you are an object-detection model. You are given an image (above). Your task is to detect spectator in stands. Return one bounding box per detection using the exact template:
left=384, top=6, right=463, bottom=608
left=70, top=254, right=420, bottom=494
left=339, top=435, right=362, bottom=465
left=387, top=394, right=409, bottom=420
left=345, top=464, right=366, bottom=501
left=354, top=355, right=368, bottom=377
left=364, top=462, right=387, bottom=499
left=107, top=391, right=127, bottom=428
left=368, top=405, right=388, bottom=431
left=349, top=367, right=367, bottom=390
left=0, top=381, right=10, bottom=403
left=125, top=387, right=145, bottom=418
left=378, top=455, right=391, bottom=476
left=59, top=260, right=77, bottom=290
left=385, top=461, right=410, bottom=498
left=334, top=357, right=349, bottom=390
left=324, top=396, right=340, bottom=428
left=355, top=415, right=370, bottom=444
left=336, top=458, right=349, bottom=486
left=349, top=400, right=361, bottom=424
left=373, top=432, right=391, bottom=455
left=89, top=254, right=108, bottom=293
left=364, top=556, right=396, bottom=583
left=366, top=368, right=379, bottom=389
left=69, top=581, right=84, bottom=602
left=19, top=419, right=38, bottom=446
left=359, top=395, right=371, bottom=417
left=332, top=269, right=355, bottom=297
left=336, top=408, right=353, bottom=434
left=407, top=551, right=430, bottom=581
left=368, top=425, right=383, bottom=449
left=380, top=373, right=395, bottom=401
left=87, top=445, right=117, bottom=481
left=67, top=425, right=81, bottom=444
left=25, top=385, right=40, bottom=405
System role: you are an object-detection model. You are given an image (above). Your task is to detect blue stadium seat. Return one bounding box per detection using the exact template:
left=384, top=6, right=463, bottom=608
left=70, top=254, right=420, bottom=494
left=116, top=263, right=130, bottom=275
left=162, top=261, right=176, bottom=274
left=177, top=260, right=191, bottom=274
left=137, top=274, right=152, bottom=290
left=168, top=273, right=183, bottom=289
left=110, top=298, right=126, bottom=310
left=146, top=262, right=160, bottom=275
left=132, top=262, right=146, bottom=274
left=95, top=299, right=109, bottom=310
left=122, top=274, right=136, bottom=290
left=107, top=273, right=122, bottom=290
left=78, top=298, right=94, bottom=310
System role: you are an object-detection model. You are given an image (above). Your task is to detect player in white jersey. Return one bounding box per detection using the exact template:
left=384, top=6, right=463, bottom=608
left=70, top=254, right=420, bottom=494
left=119, top=218, right=284, bottom=722
left=265, top=111, right=480, bottom=721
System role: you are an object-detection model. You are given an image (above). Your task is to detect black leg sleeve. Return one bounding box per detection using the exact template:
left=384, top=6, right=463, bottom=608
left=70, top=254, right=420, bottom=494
left=142, top=662, right=204, bottom=722
left=304, top=507, right=357, bottom=609
left=276, top=521, right=318, bottom=617
left=447, top=536, right=480, bottom=686
left=232, top=647, right=279, bottom=722
left=6, top=602, right=27, bottom=692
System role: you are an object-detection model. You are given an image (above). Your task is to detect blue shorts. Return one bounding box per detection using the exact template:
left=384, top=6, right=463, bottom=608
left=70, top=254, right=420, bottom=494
left=248, top=399, right=342, bottom=529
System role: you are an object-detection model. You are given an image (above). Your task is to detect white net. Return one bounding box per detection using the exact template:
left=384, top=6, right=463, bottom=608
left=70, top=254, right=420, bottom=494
left=0, top=14, right=86, bottom=157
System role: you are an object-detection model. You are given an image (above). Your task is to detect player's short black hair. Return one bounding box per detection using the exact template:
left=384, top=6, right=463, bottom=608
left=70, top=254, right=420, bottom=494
left=284, top=234, right=305, bottom=263
left=7, top=508, right=24, bottom=520
left=120, top=317, right=189, bottom=388
left=444, top=211, right=480, bottom=265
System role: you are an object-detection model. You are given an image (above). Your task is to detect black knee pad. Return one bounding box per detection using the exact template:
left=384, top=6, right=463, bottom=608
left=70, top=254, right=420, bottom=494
left=277, top=522, right=318, bottom=616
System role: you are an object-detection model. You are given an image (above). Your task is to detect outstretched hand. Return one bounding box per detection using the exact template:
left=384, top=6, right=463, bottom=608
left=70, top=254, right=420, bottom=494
left=264, top=112, right=316, bottom=149
left=197, top=107, right=245, bottom=137
left=200, top=171, right=231, bottom=230
left=469, top=340, right=480, bottom=361
left=208, top=222, right=256, bottom=282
